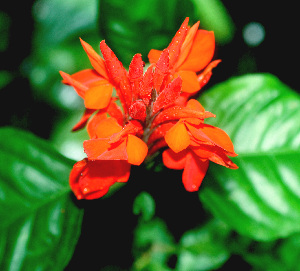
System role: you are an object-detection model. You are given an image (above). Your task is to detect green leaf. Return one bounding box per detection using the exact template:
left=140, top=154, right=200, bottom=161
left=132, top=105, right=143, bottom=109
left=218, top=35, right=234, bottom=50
left=99, top=0, right=195, bottom=66
left=25, top=0, right=100, bottom=108
left=177, top=219, right=231, bottom=271
left=0, top=127, right=83, bottom=271
left=199, top=74, right=300, bottom=241
left=133, top=191, right=156, bottom=221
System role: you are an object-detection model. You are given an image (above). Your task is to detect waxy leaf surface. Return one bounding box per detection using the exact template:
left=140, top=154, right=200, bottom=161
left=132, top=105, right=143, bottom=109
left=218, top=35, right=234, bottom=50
left=0, top=127, right=83, bottom=270
left=199, top=74, right=300, bottom=241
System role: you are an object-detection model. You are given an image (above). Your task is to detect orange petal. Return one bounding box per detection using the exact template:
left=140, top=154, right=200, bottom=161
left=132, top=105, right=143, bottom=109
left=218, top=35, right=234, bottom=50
left=167, top=17, right=189, bottom=67
left=83, top=138, right=111, bottom=159
left=186, top=99, right=205, bottom=112
left=187, top=123, right=237, bottom=156
left=84, top=81, right=113, bottom=109
left=86, top=111, right=107, bottom=138
left=175, top=21, right=200, bottom=68
left=182, top=153, right=209, bottom=192
left=192, top=145, right=238, bottom=169
left=80, top=38, right=109, bottom=79
left=148, top=49, right=162, bottom=64
left=126, top=134, right=148, bottom=165
left=165, top=122, right=190, bottom=153
left=95, top=117, right=122, bottom=138
left=178, top=30, right=215, bottom=72
left=72, top=108, right=96, bottom=132
left=60, top=71, right=88, bottom=98
left=176, top=70, right=200, bottom=93
left=162, top=148, right=187, bottom=170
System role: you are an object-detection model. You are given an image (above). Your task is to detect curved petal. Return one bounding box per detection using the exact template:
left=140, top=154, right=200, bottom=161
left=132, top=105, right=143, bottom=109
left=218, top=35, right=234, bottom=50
left=178, top=30, right=215, bottom=72
left=86, top=111, right=107, bottom=138
left=176, top=70, right=200, bottom=93
left=126, top=134, right=148, bottom=165
left=182, top=153, right=209, bottom=192
left=165, top=122, right=190, bottom=153
left=186, top=123, right=237, bottom=156
left=192, top=145, right=238, bottom=169
left=175, top=21, right=200, bottom=68
left=162, top=148, right=187, bottom=170
left=148, top=49, right=162, bottom=64
left=69, top=159, right=131, bottom=200
left=94, top=117, right=122, bottom=139
left=84, top=81, right=113, bottom=109
left=80, top=38, right=109, bottom=79
left=72, top=108, right=96, bottom=132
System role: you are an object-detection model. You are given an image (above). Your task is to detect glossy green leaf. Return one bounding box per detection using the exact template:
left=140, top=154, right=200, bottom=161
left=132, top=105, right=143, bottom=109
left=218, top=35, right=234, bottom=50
left=0, top=127, right=83, bottom=271
left=199, top=74, right=300, bottom=241
left=176, top=219, right=231, bottom=271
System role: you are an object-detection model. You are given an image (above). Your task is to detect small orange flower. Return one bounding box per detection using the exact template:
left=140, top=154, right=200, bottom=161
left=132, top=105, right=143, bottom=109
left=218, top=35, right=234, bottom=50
left=60, top=17, right=237, bottom=199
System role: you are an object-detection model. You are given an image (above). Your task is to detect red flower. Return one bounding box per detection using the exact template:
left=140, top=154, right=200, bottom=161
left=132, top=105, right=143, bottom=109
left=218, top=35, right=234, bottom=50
left=60, top=17, right=237, bottom=200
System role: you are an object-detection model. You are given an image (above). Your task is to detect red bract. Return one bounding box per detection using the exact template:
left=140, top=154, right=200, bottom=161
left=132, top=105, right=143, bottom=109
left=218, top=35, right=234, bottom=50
left=60, top=17, right=237, bottom=200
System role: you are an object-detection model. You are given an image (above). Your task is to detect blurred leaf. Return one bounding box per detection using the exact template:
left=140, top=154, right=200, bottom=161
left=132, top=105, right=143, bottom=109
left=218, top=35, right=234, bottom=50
left=0, top=11, right=10, bottom=52
left=99, top=0, right=196, bottom=66
left=133, top=218, right=175, bottom=271
left=190, top=0, right=235, bottom=44
left=176, top=219, right=231, bottom=271
left=133, top=191, right=156, bottom=221
left=199, top=74, right=300, bottom=241
left=231, top=233, right=300, bottom=271
left=0, top=70, right=12, bottom=89
left=24, top=0, right=99, bottom=108
left=0, top=127, right=83, bottom=270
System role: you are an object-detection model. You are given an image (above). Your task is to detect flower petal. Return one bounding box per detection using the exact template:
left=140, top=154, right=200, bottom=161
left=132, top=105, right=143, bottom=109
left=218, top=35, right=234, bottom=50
left=148, top=49, right=162, bottom=64
left=188, top=123, right=237, bottom=156
left=178, top=30, right=215, bottom=72
left=192, top=145, right=238, bottom=169
left=182, top=153, right=209, bottom=192
left=175, top=21, right=200, bottom=68
left=80, top=38, right=109, bottom=79
left=86, top=111, right=107, bottom=138
left=167, top=17, right=189, bottom=67
left=83, top=138, right=111, bottom=159
left=84, top=81, right=113, bottom=109
left=129, top=100, right=147, bottom=122
left=72, top=108, right=96, bottom=132
left=152, top=77, right=182, bottom=114
left=162, top=148, right=187, bottom=170
left=126, top=134, right=148, bottom=165
left=60, top=71, right=88, bottom=98
left=84, top=138, right=128, bottom=160
left=95, top=117, right=122, bottom=138
left=139, top=65, right=154, bottom=105
left=69, top=159, right=131, bottom=200
left=165, top=122, right=190, bottom=153
left=176, top=70, right=200, bottom=93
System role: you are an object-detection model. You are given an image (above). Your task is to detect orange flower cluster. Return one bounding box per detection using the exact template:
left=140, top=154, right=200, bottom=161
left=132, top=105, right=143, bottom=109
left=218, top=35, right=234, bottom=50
left=60, top=18, right=237, bottom=200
